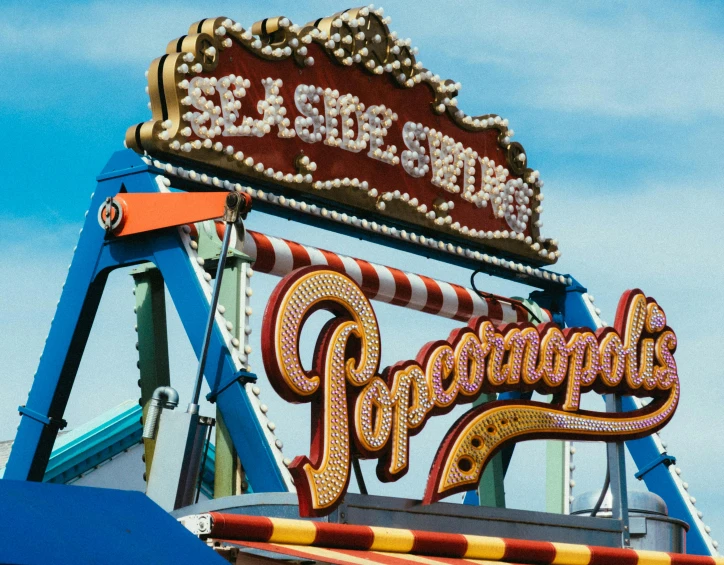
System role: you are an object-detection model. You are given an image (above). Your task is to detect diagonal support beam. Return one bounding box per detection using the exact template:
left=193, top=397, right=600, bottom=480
left=5, top=150, right=289, bottom=494
left=195, top=221, right=254, bottom=498
left=536, top=278, right=715, bottom=556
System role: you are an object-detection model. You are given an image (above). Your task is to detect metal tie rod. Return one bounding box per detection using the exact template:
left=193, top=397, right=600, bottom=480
left=188, top=192, right=246, bottom=414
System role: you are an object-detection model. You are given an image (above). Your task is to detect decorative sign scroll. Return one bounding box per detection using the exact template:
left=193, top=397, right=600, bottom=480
left=127, top=7, right=559, bottom=264
left=261, top=266, right=679, bottom=517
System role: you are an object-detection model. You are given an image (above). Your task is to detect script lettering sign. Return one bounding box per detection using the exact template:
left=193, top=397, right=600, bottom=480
left=262, top=267, right=679, bottom=516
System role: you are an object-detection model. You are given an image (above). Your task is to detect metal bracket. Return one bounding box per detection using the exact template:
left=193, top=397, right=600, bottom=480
left=634, top=452, right=676, bottom=480
left=178, top=513, right=213, bottom=537
left=335, top=501, right=349, bottom=524
left=206, top=370, right=258, bottom=403
left=18, top=405, right=67, bottom=430
left=99, top=197, right=124, bottom=234
left=223, top=192, right=252, bottom=223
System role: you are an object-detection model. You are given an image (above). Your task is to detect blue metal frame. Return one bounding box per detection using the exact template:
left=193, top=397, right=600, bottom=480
left=2, top=149, right=712, bottom=555
left=4, top=150, right=286, bottom=493
left=553, top=277, right=711, bottom=555
left=0, top=480, right=227, bottom=565
left=1, top=399, right=223, bottom=496
left=2, top=403, right=239, bottom=503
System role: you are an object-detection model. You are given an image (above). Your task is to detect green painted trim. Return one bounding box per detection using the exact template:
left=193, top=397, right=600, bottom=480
left=214, top=412, right=239, bottom=497
left=196, top=225, right=253, bottom=498
left=546, top=440, right=567, bottom=513
left=132, top=264, right=171, bottom=479
left=475, top=393, right=506, bottom=507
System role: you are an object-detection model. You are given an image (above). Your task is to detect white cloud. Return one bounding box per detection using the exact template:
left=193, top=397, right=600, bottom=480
left=400, top=0, right=724, bottom=119
left=3, top=1, right=722, bottom=120
left=0, top=1, right=326, bottom=67
left=1, top=3, right=203, bottom=65
left=548, top=179, right=724, bottom=310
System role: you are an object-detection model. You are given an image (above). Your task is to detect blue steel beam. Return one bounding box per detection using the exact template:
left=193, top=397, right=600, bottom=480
left=5, top=150, right=287, bottom=493
left=45, top=400, right=143, bottom=485
left=4, top=151, right=145, bottom=481
left=0, top=480, right=228, bottom=565
left=140, top=229, right=287, bottom=492
left=558, top=278, right=713, bottom=556
left=2, top=400, right=235, bottom=497
left=151, top=158, right=572, bottom=292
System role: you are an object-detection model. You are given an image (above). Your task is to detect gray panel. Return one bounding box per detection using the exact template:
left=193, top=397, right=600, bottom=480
left=146, top=410, right=210, bottom=511
left=572, top=489, right=668, bottom=515
left=174, top=492, right=624, bottom=548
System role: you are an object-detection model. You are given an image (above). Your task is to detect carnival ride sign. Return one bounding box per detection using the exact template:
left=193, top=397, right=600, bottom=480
left=261, top=267, right=679, bottom=517
left=126, top=5, right=679, bottom=521
left=128, top=7, right=558, bottom=265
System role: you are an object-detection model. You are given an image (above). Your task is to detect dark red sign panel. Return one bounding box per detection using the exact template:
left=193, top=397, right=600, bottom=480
left=128, top=9, right=558, bottom=263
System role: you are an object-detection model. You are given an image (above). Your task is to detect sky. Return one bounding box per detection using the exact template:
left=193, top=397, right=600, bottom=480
left=1, top=0, right=724, bottom=547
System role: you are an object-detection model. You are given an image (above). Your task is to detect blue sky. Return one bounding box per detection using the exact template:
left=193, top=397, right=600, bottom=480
left=1, top=0, right=724, bottom=545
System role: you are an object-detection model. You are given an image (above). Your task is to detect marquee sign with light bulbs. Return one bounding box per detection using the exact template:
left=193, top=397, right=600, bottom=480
left=127, top=6, right=559, bottom=264
left=261, top=266, right=680, bottom=517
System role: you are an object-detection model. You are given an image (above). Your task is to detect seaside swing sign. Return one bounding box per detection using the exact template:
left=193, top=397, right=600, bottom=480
left=129, top=6, right=680, bottom=518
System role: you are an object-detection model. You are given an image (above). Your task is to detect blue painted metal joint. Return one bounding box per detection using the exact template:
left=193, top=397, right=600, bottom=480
left=18, top=406, right=67, bottom=430
left=634, top=452, right=676, bottom=481
left=565, top=276, right=587, bottom=294
left=527, top=288, right=569, bottom=327
left=95, top=162, right=162, bottom=182
left=463, top=489, right=478, bottom=505
left=206, top=370, right=258, bottom=403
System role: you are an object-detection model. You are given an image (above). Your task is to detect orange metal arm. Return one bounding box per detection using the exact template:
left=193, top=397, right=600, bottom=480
left=99, top=192, right=251, bottom=236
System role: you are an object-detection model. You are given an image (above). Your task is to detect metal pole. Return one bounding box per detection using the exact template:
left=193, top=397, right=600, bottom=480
left=195, top=421, right=215, bottom=503
left=188, top=221, right=234, bottom=414
left=605, top=393, right=631, bottom=547
left=352, top=457, right=368, bottom=495
left=132, top=265, right=171, bottom=480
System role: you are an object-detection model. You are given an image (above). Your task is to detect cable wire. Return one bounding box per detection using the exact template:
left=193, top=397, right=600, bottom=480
left=470, top=268, right=542, bottom=324
left=590, top=467, right=611, bottom=517
left=352, top=456, right=368, bottom=495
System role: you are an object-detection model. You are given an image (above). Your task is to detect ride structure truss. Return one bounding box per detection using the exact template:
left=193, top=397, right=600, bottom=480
left=3, top=149, right=717, bottom=556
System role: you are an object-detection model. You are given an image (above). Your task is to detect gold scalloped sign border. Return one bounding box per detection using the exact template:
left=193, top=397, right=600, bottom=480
left=126, top=7, right=558, bottom=265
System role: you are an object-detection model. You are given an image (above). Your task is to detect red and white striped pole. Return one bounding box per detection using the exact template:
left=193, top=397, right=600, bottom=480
left=236, top=229, right=549, bottom=324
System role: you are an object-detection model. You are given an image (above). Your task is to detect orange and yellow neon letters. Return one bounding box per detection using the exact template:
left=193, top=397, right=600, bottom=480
left=261, top=266, right=679, bottom=516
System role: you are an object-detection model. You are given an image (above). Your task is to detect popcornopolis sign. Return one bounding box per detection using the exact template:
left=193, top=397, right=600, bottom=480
left=127, top=7, right=558, bottom=264
left=128, top=6, right=679, bottom=519
left=262, top=267, right=679, bottom=517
